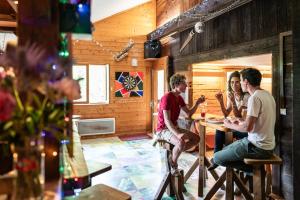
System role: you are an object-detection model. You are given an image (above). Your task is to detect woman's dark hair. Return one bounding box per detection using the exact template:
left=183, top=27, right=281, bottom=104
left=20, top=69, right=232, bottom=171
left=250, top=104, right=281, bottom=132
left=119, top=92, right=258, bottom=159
left=228, top=71, right=246, bottom=100
left=240, top=68, right=262, bottom=87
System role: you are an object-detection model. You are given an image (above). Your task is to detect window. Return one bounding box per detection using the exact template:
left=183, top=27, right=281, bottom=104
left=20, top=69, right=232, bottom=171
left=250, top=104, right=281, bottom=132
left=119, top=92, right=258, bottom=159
left=72, top=64, right=109, bottom=104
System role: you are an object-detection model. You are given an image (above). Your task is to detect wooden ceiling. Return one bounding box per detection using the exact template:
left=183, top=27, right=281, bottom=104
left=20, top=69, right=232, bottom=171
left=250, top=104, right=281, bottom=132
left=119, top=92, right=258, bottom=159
left=0, top=0, right=17, bottom=32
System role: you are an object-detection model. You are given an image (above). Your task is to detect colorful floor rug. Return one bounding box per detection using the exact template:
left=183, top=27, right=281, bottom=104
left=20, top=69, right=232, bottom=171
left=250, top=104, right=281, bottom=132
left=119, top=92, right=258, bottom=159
left=81, top=137, right=245, bottom=200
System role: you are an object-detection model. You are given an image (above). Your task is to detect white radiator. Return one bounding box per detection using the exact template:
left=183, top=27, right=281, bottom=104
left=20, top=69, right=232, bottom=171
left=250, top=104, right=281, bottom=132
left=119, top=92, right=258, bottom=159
left=76, top=118, right=115, bottom=135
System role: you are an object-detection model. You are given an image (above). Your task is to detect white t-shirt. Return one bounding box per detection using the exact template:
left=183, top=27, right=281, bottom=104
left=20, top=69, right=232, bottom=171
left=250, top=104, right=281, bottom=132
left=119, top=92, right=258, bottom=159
left=247, top=90, right=276, bottom=150
left=227, top=93, right=250, bottom=109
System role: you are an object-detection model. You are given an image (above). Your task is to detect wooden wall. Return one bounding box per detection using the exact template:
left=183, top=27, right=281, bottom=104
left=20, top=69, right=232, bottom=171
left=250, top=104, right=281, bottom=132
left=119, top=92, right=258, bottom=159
left=156, top=0, right=202, bottom=27
left=190, top=67, right=272, bottom=116
left=158, top=0, right=293, bottom=198
left=72, top=1, right=156, bottom=135
left=292, top=0, right=300, bottom=199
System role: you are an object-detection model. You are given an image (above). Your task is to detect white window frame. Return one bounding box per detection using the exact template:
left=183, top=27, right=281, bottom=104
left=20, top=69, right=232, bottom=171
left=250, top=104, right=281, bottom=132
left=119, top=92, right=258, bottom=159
left=72, top=64, right=110, bottom=105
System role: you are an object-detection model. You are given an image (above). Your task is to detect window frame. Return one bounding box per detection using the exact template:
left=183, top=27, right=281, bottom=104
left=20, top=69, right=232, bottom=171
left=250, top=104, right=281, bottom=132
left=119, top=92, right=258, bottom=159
left=72, top=63, right=110, bottom=105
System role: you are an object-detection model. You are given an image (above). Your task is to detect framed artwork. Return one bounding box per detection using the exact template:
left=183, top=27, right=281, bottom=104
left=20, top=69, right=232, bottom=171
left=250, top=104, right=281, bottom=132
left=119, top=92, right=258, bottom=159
left=115, top=72, right=144, bottom=97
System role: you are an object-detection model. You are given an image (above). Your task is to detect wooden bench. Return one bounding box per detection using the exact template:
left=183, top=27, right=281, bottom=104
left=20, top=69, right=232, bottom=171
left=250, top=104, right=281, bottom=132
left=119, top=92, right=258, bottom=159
left=244, top=154, right=283, bottom=200
left=153, top=138, right=185, bottom=200
left=64, top=184, right=131, bottom=200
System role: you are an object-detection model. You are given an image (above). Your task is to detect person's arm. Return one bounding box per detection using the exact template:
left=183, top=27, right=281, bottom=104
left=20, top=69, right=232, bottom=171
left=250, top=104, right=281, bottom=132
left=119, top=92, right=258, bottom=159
left=163, top=110, right=183, bottom=138
left=223, top=115, right=257, bottom=133
left=181, top=95, right=205, bottom=118
left=216, top=92, right=231, bottom=117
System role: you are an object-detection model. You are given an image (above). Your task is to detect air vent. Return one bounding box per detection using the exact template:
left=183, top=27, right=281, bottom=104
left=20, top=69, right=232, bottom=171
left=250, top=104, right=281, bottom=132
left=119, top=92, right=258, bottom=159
left=76, top=118, right=115, bottom=135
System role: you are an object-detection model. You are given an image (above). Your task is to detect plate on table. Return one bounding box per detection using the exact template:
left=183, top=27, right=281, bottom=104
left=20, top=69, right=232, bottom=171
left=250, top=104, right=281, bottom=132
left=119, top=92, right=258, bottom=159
left=206, top=117, right=224, bottom=124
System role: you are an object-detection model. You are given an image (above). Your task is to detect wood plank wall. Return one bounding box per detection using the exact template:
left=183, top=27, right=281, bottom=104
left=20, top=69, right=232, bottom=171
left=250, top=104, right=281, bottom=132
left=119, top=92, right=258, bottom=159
left=190, top=68, right=271, bottom=116
left=292, top=0, right=300, bottom=199
left=278, top=34, right=293, bottom=200
left=158, top=0, right=293, bottom=198
left=156, top=0, right=202, bottom=27
left=72, top=1, right=156, bottom=136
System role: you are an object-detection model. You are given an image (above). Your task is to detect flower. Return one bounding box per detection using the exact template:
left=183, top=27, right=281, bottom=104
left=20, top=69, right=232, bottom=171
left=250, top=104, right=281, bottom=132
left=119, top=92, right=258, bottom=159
left=50, top=77, right=81, bottom=101
left=0, top=44, right=81, bottom=145
left=0, top=90, right=16, bottom=121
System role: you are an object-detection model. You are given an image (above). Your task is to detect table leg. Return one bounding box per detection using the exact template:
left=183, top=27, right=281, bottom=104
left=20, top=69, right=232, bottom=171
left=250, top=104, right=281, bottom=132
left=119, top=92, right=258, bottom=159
left=198, top=124, right=206, bottom=197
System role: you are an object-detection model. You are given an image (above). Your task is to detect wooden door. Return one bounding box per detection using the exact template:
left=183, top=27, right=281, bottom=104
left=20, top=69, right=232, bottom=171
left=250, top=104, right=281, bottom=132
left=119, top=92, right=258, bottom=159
left=151, top=56, right=170, bottom=133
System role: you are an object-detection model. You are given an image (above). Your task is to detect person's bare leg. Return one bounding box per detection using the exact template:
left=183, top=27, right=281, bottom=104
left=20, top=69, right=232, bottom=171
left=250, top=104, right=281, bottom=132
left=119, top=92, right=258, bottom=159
left=168, top=135, right=185, bottom=166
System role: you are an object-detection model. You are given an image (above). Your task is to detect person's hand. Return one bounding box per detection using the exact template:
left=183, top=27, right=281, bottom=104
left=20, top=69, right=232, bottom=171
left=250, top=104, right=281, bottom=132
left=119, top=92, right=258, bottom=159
left=215, top=91, right=223, bottom=102
left=196, top=95, right=205, bottom=105
left=223, top=118, right=232, bottom=127
left=228, top=92, right=235, bottom=103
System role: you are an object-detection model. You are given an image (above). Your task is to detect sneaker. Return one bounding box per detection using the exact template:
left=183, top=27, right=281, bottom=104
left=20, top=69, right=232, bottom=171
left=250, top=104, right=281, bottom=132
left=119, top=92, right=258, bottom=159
left=208, top=158, right=219, bottom=171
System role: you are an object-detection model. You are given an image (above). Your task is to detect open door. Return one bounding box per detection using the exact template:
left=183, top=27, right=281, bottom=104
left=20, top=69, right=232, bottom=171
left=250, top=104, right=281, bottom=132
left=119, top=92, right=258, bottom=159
left=151, top=56, right=170, bottom=134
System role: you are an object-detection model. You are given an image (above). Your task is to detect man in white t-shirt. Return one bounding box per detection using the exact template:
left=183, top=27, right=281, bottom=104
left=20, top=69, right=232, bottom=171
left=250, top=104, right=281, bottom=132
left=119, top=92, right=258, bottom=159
left=213, top=68, right=276, bottom=172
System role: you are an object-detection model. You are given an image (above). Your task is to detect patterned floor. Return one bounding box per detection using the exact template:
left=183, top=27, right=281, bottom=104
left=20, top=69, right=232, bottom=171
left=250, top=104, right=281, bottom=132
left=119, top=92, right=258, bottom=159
left=81, top=137, right=244, bottom=200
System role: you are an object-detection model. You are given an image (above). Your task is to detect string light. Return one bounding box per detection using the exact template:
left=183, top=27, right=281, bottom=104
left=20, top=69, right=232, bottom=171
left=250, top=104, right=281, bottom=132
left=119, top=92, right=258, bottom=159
left=73, top=38, right=135, bottom=59
left=150, top=0, right=251, bottom=39
left=52, top=151, right=58, bottom=157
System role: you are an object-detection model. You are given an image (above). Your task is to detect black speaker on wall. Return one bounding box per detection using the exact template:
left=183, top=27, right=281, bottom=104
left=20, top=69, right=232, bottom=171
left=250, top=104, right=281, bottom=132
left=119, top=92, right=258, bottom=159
left=144, top=39, right=162, bottom=59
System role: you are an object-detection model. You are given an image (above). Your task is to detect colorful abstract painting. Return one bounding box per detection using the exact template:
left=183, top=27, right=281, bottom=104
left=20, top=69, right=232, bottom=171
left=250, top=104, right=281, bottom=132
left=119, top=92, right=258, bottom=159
left=115, top=72, right=144, bottom=97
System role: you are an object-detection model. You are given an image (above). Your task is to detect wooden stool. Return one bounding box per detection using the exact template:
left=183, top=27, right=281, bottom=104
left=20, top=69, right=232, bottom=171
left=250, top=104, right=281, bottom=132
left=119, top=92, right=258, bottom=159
left=64, top=184, right=131, bottom=200
left=244, top=154, right=283, bottom=200
left=153, top=138, right=185, bottom=200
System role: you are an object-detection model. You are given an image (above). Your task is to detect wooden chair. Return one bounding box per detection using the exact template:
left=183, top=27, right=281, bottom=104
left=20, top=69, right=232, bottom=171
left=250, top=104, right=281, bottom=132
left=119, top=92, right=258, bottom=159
left=153, top=138, right=185, bottom=200
left=64, top=184, right=131, bottom=200
left=244, top=154, right=283, bottom=200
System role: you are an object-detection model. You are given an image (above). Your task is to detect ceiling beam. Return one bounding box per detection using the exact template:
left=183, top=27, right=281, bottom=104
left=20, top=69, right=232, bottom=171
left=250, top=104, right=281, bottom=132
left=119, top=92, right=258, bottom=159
left=148, top=0, right=252, bottom=40
left=0, top=20, right=17, bottom=27
left=6, top=0, right=18, bottom=13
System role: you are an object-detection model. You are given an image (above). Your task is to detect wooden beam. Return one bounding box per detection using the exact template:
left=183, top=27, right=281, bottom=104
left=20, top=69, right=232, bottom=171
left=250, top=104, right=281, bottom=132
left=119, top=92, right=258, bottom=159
left=6, top=0, right=17, bottom=13
left=0, top=20, right=16, bottom=27
left=0, top=14, right=15, bottom=20
left=148, top=0, right=252, bottom=40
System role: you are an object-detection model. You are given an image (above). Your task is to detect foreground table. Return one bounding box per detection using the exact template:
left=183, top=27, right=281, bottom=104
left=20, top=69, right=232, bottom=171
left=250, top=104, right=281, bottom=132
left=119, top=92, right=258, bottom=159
left=64, top=184, right=131, bottom=200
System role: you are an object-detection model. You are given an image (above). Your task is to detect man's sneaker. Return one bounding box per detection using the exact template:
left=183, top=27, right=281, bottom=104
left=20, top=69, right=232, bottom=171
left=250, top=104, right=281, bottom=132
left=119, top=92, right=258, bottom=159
left=208, top=158, right=219, bottom=171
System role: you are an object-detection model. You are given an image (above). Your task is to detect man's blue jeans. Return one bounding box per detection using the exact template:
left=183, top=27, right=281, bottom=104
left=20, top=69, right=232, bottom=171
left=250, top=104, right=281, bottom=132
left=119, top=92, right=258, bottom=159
left=214, top=130, right=248, bottom=153
left=213, top=138, right=273, bottom=172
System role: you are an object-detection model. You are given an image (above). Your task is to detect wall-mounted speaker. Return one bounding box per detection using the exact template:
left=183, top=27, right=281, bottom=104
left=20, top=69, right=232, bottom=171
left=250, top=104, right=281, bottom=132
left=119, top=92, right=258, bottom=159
left=144, top=39, right=161, bottom=59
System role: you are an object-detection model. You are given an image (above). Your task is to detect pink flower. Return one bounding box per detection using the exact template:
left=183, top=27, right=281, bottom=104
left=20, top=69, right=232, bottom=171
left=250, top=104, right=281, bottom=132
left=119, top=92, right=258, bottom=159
left=50, top=78, right=81, bottom=101
left=0, top=90, right=16, bottom=121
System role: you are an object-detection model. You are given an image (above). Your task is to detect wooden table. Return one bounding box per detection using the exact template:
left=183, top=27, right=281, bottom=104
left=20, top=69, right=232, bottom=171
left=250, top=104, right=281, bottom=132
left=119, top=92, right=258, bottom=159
left=64, top=184, right=131, bottom=200
left=63, top=130, right=112, bottom=195
left=184, top=114, right=232, bottom=197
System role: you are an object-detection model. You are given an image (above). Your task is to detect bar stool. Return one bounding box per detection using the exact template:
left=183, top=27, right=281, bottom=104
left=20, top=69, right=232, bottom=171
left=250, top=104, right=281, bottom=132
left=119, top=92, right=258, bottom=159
left=153, top=138, right=185, bottom=200
left=244, top=154, right=282, bottom=200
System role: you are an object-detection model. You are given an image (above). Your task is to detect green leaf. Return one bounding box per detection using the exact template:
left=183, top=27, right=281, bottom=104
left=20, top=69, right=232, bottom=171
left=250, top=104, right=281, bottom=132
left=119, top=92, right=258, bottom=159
left=9, top=130, right=16, bottom=137
left=3, top=121, right=13, bottom=130
left=26, top=117, right=35, bottom=134
left=49, top=109, right=60, bottom=120
left=32, top=93, right=42, bottom=107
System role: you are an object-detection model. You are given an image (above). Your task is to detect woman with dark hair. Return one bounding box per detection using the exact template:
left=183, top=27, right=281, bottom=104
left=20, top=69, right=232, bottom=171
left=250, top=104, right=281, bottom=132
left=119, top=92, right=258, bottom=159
left=208, top=71, right=250, bottom=170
